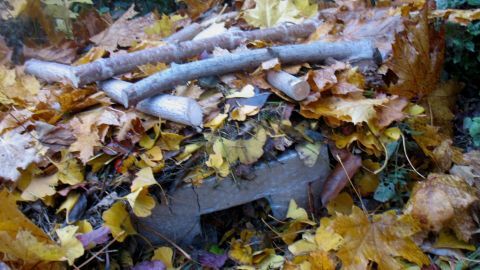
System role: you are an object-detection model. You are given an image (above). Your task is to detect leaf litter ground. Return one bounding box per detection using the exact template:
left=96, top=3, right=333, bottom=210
left=0, top=0, right=480, bottom=269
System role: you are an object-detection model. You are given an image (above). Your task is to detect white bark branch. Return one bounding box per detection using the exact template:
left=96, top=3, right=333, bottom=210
left=122, top=39, right=377, bottom=106
left=100, top=79, right=203, bottom=128
left=25, top=20, right=321, bottom=86
left=266, top=70, right=310, bottom=101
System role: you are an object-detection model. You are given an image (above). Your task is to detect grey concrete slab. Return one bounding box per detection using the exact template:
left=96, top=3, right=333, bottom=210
left=136, top=146, right=330, bottom=245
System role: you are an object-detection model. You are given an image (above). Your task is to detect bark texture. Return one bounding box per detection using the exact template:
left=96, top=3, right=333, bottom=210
left=122, top=39, right=376, bottom=106
left=25, top=20, right=321, bottom=86
left=266, top=70, right=310, bottom=101
left=163, top=23, right=204, bottom=43
left=25, top=59, right=78, bottom=85
left=100, top=79, right=203, bottom=128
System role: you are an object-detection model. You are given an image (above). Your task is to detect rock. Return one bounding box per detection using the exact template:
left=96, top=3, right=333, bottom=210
left=135, top=147, right=330, bottom=245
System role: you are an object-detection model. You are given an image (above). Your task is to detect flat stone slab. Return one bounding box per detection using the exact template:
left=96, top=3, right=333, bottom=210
left=136, top=146, right=330, bottom=245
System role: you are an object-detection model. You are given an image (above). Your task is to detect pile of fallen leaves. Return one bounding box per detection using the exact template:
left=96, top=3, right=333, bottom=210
left=1, top=0, right=480, bottom=269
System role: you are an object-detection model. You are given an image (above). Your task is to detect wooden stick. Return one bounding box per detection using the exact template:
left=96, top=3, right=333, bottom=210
left=163, top=23, right=203, bottom=43
left=122, top=39, right=376, bottom=106
left=266, top=70, right=310, bottom=101
left=25, top=20, right=321, bottom=86
left=100, top=79, right=203, bottom=128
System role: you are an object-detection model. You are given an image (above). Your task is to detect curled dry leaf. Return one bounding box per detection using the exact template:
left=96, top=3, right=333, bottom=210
left=404, top=173, right=478, bottom=235
left=320, top=151, right=362, bottom=205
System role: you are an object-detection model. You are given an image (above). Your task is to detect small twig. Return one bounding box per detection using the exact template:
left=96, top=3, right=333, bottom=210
left=336, top=154, right=368, bottom=214
left=400, top=133, right=425, bottom=179
left=77, top=231, right=125, bottom=269
left=143, top=225, right=192, bottom=261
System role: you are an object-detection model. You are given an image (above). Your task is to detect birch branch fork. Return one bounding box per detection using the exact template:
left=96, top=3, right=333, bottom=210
left=122, top=39, right=377, bottom=107
left=25, top=19, right=321, bottom=86
left=101, top=79, right=203, bottom=128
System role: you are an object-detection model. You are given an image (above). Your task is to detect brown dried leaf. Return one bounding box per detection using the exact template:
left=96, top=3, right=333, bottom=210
left=23, top=41, right=77, bottom=64
left=375, top=96, right=408, bottom=128
left=0, top=36, right=12, bottom=65
left=333, top=207, right=429, bottom=269
left=320, top=151, right=362, bottom=205
left=386, top=6, right=445, bottom=99
left=405, top=173, right=478, bottom=232
left=182, top=0, right=220, bottom=20
left=90, top=5, right=157, bottom=51
left=73, top=8, right=112, bottom=45
left=421, top=81, right=463, bottom=137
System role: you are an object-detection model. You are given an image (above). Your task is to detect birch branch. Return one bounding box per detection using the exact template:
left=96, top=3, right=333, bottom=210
left=25, top=20, right=321, bottom=86
left=121, top=39, right=376, bottom=106
left=266, top=70, right=310, bottom=101
left=100, top=79, right=203, bottom=128
left=163, top=23, right=204, bottom=43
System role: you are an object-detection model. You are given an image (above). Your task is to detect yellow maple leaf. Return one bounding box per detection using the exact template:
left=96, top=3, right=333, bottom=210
left=300, top=96, right=388, bottom=124
left=333, top=206, right=429, bottom=270
left=125, top=188, right=156, bottom=217
left=293, top=0, right=318, bottom=18
left=145, top=15, right=183, bottom=38
left=288, top=218, right=342, bottom=256
left=69, top=132, right=101, bottom=164
left=102, top=201, right=136, bottom=242
left=243, top=0, right=302, bottom=28
left=0, top=65, right=40, bottom=106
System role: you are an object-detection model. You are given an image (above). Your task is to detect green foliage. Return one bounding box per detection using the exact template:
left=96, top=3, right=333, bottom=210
left=374, top=167, right=409, bottom=203
left=42, top=0, right=93, bottom=38
left=464, top=117, right=480, bottom=146
left=94, top=0, right=177, bottom=16
left=439, top=0, right=480, bottom=83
